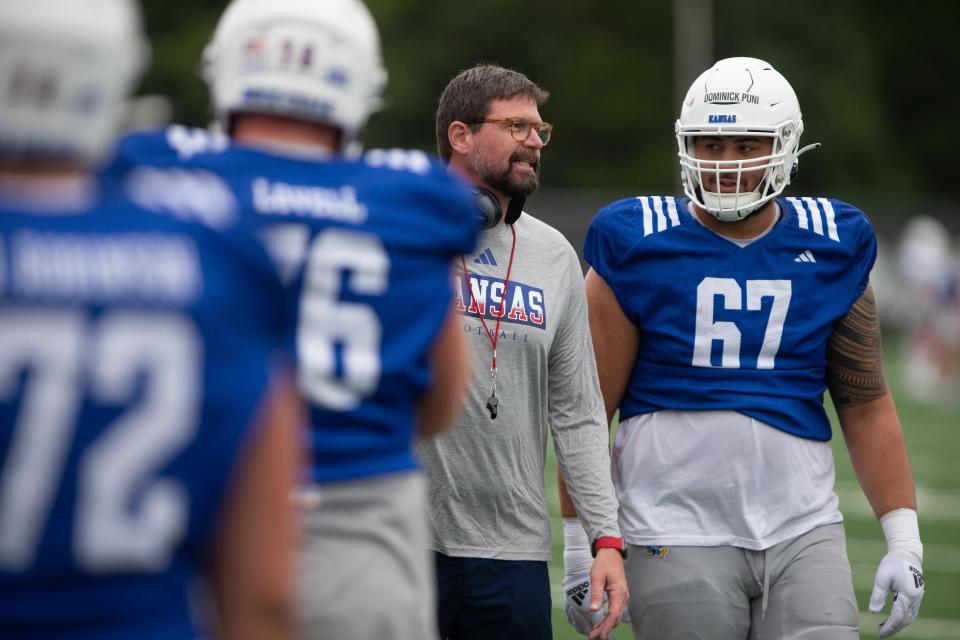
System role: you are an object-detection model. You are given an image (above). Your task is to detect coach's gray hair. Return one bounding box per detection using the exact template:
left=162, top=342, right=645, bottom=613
left=435, top=64, right=549, bottom=162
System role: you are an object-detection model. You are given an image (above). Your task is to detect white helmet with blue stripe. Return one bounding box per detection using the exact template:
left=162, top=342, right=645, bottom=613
left=202, top=0, right=387, bottom=151
left=676, top=57, right=818, bottom=222
left=0, top=0, right=148, bottom=165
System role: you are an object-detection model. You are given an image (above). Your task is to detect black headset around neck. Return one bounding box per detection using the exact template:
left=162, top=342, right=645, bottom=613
left=473, top=187, right=524, bottom=229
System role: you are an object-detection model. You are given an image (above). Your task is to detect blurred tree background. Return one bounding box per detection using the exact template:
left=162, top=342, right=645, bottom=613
left=138, top=0, right=957, bottom=205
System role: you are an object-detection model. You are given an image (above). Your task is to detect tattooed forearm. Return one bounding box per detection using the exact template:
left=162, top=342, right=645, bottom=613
left=826, top=284, right=888, bottom=407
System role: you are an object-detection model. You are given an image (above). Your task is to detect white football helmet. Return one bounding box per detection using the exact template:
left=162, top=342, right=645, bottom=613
left=676, top=57, right=818, bottom=221
left=203, top=0, right=387, bottom=150
left=0, top=0, right=148, bottom=164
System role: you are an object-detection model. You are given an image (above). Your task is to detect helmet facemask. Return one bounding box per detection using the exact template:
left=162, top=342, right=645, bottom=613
left=677, top=119, right=802, bottom=222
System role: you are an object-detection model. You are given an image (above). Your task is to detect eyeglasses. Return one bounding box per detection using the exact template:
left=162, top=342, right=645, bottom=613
left=466, top=117, right=553, bottom=145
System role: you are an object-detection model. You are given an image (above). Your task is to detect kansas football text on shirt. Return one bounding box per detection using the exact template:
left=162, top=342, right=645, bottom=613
left=454, top=272, right=546, bottom=329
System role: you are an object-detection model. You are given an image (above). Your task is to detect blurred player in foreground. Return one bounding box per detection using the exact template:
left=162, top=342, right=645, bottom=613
left=109, top=1, right=480, bottom=637
left=0, top=0, right=300, bottom=638
left=561, top=57, right=924, bottom=639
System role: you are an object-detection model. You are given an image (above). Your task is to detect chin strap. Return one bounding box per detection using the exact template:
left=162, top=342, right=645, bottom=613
left=504, top=197, right=525, bottom=224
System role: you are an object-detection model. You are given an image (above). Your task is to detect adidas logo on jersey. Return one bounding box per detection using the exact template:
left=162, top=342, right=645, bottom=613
left=474, top=248, right=497, bottom=266
left=565, top=579, right=590, bottom=607
left=794, top=250, right=816, bottom=263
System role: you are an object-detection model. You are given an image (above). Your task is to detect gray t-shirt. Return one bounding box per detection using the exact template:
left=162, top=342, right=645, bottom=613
left=416, top=212, right=620, bottom=561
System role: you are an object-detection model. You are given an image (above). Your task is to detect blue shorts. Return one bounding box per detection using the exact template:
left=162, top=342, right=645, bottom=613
left=434, top=552, right=552, bottom=640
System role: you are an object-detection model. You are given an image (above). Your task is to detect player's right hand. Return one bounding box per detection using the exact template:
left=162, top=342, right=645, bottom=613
left=562, top=573, right=612, bottom=639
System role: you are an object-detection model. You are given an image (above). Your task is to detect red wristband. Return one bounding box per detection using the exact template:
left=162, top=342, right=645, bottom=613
left=592, top=536, right=628, bottom=559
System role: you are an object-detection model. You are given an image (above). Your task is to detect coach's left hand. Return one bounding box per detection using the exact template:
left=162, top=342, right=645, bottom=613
left=588, top=548, right=628, bottom=640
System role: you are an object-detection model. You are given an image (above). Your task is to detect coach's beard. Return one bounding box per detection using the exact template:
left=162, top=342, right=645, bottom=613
left=472, top=150, right=540, bottom=200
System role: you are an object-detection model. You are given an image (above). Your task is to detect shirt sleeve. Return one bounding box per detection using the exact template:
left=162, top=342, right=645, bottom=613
left=849, top=204, right=878, bottom=300
left=831, top=198, right=878, bottom=310
left=583, top=198, right=651, bottom=317
left=547, top=243, right=621, bottom=542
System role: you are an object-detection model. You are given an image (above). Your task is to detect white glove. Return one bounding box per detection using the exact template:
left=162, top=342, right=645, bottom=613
left=868, top=509, right=925, bottom=638
left=562, top=518, right=629, bottom=639
left=562, top=572, right=611, bottom=638
left=869, top=554, right=925, bottom=638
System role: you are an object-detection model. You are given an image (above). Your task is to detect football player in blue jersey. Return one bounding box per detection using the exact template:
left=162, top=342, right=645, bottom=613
left=0, top=1, right=300, bottom=639
left=559, top=57, right=924, bottom=639
left=184, top=1, right=477, bottom=639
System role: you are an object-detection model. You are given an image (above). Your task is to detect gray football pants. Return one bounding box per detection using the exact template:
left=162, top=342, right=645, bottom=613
left=295, top=471, right=438, bottom=640
left=625, top=523, right=859, bottom=639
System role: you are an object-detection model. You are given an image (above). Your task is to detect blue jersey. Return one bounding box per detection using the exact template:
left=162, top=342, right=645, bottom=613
left=108, top=127, right=479, bottom=482
left=0, top=177, right=289, bottom=638
left=585, top=195, right=877, bottom=441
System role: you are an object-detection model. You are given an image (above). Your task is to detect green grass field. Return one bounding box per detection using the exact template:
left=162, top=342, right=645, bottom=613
left=544, top=342, right=960, bottom=639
